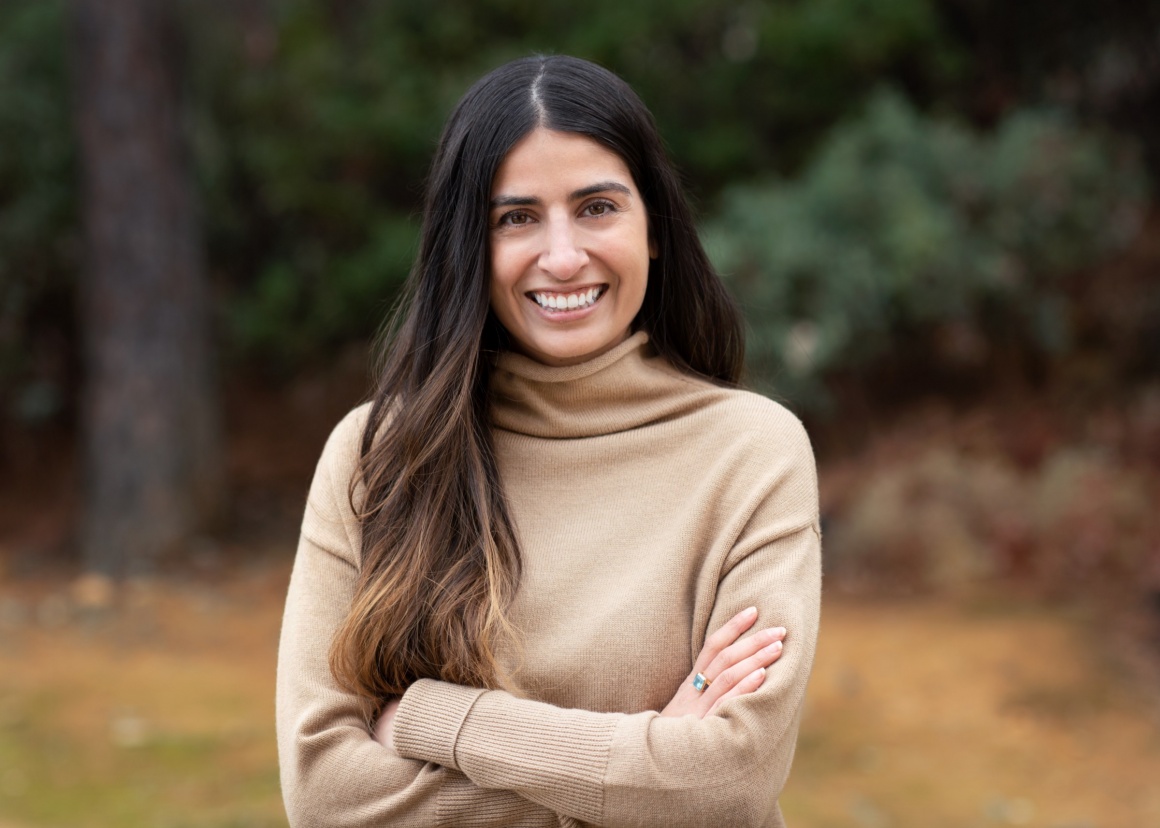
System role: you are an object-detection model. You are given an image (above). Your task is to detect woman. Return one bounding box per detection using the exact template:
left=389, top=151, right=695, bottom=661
left=276, top=55, right=821, bottom=827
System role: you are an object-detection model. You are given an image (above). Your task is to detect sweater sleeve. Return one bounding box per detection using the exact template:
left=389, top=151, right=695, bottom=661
left=275, top=407, right=566, bottom=828
left=392, top=426, right=822, bottom=828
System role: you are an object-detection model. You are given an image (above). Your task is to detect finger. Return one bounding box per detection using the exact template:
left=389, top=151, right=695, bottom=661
left=702, top=625, right=785, bottom=685
left=698, top=637, right=784, bottom=710
left=693, top=606, right=758, bottom=674
left=707, top=667, right=767, bottom=716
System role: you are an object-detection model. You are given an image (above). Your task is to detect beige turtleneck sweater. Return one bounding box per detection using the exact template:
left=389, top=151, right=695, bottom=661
left=276, top=332, right=821, bottom=828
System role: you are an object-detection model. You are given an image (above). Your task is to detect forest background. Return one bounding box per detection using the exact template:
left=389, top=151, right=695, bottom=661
left=1, top=0, right=1159, bottom=826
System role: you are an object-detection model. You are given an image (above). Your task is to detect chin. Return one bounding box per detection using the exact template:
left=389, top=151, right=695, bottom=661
left=528, top=330, right=623, bottom=366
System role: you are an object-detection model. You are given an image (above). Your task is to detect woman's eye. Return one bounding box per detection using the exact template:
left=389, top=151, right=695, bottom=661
left=498, top=211, right=532, bottom=227
left=583, top=200, right=616, bottom=217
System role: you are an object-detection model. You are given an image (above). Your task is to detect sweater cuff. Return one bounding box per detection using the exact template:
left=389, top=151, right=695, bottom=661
left=393, top=679, right=486, bottom=770
left=453, top=692, right=617, bottom=824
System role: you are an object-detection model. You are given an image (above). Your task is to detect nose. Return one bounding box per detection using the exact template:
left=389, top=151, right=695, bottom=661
left=537, top=213, right=588, bottom=280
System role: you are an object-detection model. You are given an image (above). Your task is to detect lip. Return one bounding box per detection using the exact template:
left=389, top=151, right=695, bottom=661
left=524, top=283, right=607, bottom=298
left=525, top=284, right=609, bottom=321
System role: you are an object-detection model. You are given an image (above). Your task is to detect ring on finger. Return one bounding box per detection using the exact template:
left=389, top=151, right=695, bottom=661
left=692, top=672, right=712, bottom=692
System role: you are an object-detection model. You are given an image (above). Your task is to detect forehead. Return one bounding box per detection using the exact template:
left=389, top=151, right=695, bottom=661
left=491, top=128, right=636, bottom=195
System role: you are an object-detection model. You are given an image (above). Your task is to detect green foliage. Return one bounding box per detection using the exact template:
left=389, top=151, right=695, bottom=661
left=0, top=0, right=73, bottom=419
left=186, top=0, right=964, bottom=367
left=0, top=0, right=1152, bottom=392
left=224, top=215, right=417, bottom=366
left=704, top=90, right=1149, bottom=406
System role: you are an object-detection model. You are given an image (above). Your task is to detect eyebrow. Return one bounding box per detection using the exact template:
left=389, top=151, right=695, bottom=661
left=489, top=180, right=632, bottom=209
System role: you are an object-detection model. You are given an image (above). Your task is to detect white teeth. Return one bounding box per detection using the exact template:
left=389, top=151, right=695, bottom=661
left=532, top=286, right=605, bottom=311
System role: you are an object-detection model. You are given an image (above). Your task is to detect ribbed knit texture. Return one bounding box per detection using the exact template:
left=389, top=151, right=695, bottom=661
left=393, top=682, right=487, bottom=769
left=276, top=332, right=821, bottom=827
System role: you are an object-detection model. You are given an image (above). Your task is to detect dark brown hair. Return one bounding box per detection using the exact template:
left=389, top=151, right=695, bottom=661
left=329, top=55, right=744, bottom=706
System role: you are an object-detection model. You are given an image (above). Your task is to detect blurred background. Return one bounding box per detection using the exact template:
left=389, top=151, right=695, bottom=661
left=1, top=0, right=1159, bottom=825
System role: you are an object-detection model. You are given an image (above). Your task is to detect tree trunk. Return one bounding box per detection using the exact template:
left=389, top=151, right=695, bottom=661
left=72, top=0, right=221, bottom=576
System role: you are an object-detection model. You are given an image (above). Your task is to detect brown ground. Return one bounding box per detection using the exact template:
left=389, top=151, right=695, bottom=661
left=1, top=563, right=1158, bottom=828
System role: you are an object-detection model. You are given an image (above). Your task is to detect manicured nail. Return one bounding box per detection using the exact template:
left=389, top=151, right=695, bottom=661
left=774, top=626, right=786, bottom=638
left=744, top=606, right=757, bottom=618
left=753, top=667, right=766, bottom=680
left=765, top=640, right=783, bottom=654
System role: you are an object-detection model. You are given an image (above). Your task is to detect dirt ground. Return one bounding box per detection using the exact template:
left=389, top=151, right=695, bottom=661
left=1, top=561, right=1158, bottom=828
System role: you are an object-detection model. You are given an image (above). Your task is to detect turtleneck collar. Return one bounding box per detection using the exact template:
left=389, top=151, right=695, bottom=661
left=490, top=331, right=719, bottom=438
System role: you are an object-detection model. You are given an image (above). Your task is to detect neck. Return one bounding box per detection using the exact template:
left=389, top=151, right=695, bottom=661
left=490, top=331, right=720, bottom=438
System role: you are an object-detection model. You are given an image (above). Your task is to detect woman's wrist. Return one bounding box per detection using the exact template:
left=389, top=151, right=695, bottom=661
left=391, top=679, right=487, bottom=768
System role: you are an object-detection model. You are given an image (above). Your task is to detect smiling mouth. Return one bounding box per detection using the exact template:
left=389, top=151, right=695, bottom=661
left=528, top=285, right=607, bottom=312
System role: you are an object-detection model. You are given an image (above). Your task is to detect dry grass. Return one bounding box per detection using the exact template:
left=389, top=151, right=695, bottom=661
left=786, top=595, right=1160, bottom=827
left=0, top=564, right=288, bottom=828
left=1, top=564, right=1158, bottom=827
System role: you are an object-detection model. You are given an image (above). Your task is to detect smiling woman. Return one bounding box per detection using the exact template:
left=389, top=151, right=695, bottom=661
left=276, top=55, right=821, bottom=828
left=487, top=129, right=652, bottom=367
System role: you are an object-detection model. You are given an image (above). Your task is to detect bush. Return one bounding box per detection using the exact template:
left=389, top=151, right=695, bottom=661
left=703, top=89, right=1149, bottom=408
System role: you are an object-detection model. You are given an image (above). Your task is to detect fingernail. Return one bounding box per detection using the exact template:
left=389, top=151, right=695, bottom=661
left=744, top=606, right=757, bottom=618
left=765, top=640, right=783, bottom=654
left=774, top=626, right=786, bottom=638
left=754, top=667, right=766, bottom=679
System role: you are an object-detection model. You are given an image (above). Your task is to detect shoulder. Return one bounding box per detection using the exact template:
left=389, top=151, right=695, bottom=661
left=317, top=401, right=374, bottom=471
left=680, top=381, right=820, bottom=524
left=714, top=386, right=809, bottom=439
left=300, top=403, right=373, bottom=559
left=676, top=374, right=814, bottom=461
left=645, top=351, right=807, bottom=437
left=704, top=390, right=821, bottom=557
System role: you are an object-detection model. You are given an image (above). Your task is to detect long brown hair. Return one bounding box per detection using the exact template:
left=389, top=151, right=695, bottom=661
left=329, top=55, right=745, bottom=707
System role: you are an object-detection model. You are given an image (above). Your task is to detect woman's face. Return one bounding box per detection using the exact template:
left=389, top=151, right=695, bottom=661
left=488, top=128, right=653, bottom=367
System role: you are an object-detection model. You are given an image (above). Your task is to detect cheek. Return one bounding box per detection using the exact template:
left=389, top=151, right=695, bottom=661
left=616, top=243, right=651, bottom=304
left=488, top=242, right=523, bottom=296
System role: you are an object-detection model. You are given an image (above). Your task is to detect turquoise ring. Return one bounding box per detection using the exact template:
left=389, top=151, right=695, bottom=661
left=692, top=672, right=712, bottom=692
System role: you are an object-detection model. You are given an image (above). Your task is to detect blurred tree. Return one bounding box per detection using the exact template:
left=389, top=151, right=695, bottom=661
left=72, top=0, right=222, bottom=575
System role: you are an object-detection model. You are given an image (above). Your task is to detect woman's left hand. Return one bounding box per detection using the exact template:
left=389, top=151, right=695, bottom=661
left=373, top=697, right=401, bottom=752
left=661, top=606, right=786, bottom=719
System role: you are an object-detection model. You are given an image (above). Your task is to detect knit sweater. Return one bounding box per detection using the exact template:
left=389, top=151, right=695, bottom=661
left=276, top=331, right=821, bottom=828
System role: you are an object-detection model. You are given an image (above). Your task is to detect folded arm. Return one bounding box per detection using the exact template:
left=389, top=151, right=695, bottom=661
left=275, top=407, right=565, bottom=827
left=392, top=519, right=822, bottom=828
